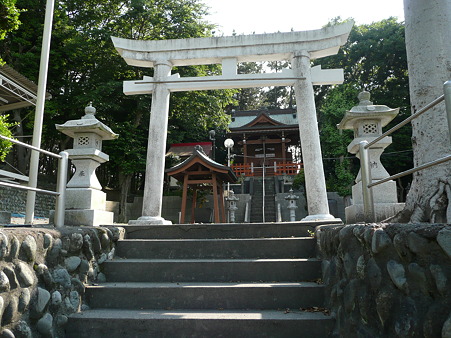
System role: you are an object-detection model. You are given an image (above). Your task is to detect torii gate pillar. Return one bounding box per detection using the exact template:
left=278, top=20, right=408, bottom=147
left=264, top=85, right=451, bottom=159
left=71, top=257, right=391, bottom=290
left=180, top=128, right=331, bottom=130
left=130, top=61, right=173, bottom=225
left=293, top=51, right=335, bottom=220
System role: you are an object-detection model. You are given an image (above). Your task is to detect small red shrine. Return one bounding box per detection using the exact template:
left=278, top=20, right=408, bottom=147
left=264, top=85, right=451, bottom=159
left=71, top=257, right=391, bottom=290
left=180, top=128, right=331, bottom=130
left=227, top=108, right=302, bottom=177
left=166, top=145, right=237, bottom=223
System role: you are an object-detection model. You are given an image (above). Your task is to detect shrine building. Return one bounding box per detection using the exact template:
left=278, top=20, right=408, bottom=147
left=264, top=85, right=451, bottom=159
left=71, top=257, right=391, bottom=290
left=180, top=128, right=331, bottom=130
left=227, top=108, right=302, bottom=177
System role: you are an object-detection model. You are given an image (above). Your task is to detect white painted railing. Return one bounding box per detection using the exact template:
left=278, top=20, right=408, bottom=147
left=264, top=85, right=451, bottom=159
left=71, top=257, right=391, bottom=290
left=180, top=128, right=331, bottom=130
left=0, top=134, right=68, bottom=227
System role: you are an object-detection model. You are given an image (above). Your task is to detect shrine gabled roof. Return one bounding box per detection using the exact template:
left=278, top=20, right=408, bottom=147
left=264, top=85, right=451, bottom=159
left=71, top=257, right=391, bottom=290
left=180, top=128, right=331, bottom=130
left=229, top=109, right=298, bottom=130
left=166, top=142, right=212, bottom=158
left=166, top=145, right=237, bottom=183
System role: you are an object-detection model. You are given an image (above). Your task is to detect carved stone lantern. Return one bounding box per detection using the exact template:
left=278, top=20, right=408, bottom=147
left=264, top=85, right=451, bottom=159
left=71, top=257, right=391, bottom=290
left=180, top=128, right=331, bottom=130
left=226, top=190, right=239, bottom=223
left=285, top=188, right=299, bottom=222
left=337, top=91, right=404, bottom=223
left=56, top=103, right=118, bottom=226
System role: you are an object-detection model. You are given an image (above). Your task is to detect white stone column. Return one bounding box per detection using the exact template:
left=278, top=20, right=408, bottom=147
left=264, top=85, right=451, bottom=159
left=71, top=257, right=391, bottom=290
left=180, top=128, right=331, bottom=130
left=292, top=51, right=336, bottom=221
left=130, top=61, right=173, bottom=225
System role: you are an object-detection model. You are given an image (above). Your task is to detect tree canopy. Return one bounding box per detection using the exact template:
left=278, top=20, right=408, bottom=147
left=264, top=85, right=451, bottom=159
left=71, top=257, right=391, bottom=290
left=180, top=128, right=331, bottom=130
left=0, top=0, right=236, bottom=220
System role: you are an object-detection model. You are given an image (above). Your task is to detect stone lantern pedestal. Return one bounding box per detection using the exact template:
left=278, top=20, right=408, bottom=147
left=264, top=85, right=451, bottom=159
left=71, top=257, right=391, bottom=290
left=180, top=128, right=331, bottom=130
left=285, top=188, right=299, bottom=222
left=226, top=190, right=239, bottom=223
left=338, top=92, right=405, bottom=223
left=55, top=103, right=118, bottom=226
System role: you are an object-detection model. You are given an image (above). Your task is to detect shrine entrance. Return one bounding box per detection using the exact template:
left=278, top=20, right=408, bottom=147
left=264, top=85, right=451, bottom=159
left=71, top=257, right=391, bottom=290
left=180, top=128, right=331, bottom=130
left=112, top=21, right=353, bottom=224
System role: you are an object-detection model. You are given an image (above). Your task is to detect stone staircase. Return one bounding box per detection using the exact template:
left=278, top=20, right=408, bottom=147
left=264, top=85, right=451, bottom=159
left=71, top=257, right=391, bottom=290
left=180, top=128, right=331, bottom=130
left=66, top=222, right=336, bottom=337
left=250, top=178, right=276, bottom=223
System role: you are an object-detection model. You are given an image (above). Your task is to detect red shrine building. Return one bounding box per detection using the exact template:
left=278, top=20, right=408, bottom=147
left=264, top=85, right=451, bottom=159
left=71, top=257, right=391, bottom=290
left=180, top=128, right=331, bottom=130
left=227, top=108, right=302, bottom=177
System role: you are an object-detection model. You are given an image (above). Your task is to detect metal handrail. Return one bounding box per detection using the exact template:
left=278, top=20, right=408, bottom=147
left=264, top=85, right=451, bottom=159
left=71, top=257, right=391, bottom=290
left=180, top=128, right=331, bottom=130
left=0, top=134, right=68, bottom=227
left=359, top=81, right=451, bottom=222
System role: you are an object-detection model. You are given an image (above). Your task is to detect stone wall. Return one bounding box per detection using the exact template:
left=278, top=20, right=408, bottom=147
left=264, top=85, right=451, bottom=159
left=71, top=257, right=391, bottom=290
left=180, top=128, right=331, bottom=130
left=0, top=225, right=124, bottom=337
left=0, top=187, right=56, bottom=218
left=316, top=223, right=451, bottom=337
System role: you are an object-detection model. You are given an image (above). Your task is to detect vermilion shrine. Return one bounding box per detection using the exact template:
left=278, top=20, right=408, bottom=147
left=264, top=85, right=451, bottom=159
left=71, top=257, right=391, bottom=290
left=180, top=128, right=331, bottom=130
left=227, top=108, right=301, bottom=177
left=166, top=146, right=236, bottom=224
left=112, top=21, right=353, bottom=224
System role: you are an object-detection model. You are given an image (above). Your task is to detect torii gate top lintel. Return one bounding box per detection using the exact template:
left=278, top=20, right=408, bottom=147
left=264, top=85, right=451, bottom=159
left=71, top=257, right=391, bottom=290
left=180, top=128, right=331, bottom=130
left=111, top=21, right=354, bottom=68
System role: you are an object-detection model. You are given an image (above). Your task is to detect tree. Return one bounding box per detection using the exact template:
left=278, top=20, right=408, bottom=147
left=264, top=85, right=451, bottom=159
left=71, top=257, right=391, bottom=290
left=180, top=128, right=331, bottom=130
left=0, top=0, right=21, bottom=64
left=394, top=0, right=451, bottom=222
left=315, top=18, right=411, bottom=197
left=233, top=62, right=266, bottom=110
left=1, top=0, right=236, bottom=221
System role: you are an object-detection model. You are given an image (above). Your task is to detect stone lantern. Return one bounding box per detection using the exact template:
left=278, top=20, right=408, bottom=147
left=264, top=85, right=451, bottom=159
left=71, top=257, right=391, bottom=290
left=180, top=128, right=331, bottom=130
left=285, top=188, right=299, bottom=222
left=226, top=190, right=239, bottom=223
left=337, top=91, right=404, bottom=223
left=56, top=103, right=118, bottom=226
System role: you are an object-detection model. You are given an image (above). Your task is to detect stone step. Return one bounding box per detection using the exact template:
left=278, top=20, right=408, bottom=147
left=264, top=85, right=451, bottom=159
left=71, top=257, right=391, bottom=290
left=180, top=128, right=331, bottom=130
left=120, top=221, right=339, bottom=239
left=115, top=237, right=316, bottom=259
left=85, top=282, right=325, bottom=310
left=67, top=309, right=334, bottom=338
left=101, top=258, right=322, bottom=283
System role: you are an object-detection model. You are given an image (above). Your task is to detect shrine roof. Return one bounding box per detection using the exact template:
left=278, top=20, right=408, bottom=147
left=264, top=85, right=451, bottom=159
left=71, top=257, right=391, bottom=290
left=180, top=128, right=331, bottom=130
left=166, top=145, right=237, bottom=183
left=166, top=142, right=212, bottom=158
left=229, top=108, right=298, bottom=130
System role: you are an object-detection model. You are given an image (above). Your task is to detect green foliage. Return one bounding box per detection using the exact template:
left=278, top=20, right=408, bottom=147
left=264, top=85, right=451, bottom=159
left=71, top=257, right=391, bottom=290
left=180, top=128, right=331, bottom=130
left=315, top=18, right=411, bottom=195
left=292, top=168, right=305, bottom=190
left=0, top=114, right=16, bottom=161
left=0, top=0, right=21, bottom=40
left=1, top=0, right=237, bottom=192
left=0, top=0, right=21, bottom=64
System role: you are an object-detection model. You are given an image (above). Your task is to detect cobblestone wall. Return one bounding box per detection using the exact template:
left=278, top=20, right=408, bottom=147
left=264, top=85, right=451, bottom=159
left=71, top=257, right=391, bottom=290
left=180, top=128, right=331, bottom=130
left=0, top=187, right=56, bottom=218
left=0, top=225, right=124, bottom=337
left=316, top=223, right=451, bottom=337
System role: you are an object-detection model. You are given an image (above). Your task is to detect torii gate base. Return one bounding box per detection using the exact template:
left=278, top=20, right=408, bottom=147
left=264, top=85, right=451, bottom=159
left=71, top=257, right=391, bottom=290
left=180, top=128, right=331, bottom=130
left=112, top=22, right=353, bottom=225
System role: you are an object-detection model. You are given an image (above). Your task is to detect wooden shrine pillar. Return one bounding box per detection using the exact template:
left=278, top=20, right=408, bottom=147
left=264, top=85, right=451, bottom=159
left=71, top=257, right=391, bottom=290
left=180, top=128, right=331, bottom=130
left=191, top=188, right=197, bottom=224
left=211, top=172, right=220, bottom=223
left=180, top=173, right=189, bottom=224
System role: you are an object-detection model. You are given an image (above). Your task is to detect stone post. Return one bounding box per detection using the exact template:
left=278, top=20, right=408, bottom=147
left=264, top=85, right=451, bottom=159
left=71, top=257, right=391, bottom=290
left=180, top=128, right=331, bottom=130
left=226, top=190, right=239, bottom=223
left=129, top=61, right=173, bottom=225
left=337, top=91, right=405, bottom=223
left=285, top=188, right=299, bottom=222
left=55, top=103, right=118, bottom=226
left=292, top=51, right=336, bottom=221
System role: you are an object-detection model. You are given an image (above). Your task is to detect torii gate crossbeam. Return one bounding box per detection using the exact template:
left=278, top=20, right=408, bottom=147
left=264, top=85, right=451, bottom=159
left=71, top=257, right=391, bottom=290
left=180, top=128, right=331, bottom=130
left=112, top=21, right=353, bottom=225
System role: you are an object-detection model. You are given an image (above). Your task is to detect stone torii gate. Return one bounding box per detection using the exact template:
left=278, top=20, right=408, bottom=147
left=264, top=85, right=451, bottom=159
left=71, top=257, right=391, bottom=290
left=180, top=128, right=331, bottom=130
left=112, top=21, right=353, bottom=225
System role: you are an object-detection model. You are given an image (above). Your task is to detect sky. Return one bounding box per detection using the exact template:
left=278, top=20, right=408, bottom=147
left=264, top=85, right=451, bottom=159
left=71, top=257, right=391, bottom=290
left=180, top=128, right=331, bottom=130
left=204, top=0, right=405, bottom=36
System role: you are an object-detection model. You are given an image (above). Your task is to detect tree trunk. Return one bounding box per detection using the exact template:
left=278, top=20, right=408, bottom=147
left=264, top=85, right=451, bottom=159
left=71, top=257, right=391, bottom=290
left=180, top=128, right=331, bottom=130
left=396, top=0, right=451, bottom=222
left=13, top=110, right=29, bottom=174
left=118, top=172, right=132, bottom=223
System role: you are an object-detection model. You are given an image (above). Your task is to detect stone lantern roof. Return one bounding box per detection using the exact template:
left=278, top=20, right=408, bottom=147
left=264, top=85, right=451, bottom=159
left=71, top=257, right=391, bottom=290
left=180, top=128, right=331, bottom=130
left=56, top=103, right=118, bottom=140
left=337, top=91, right=399, bottom=130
